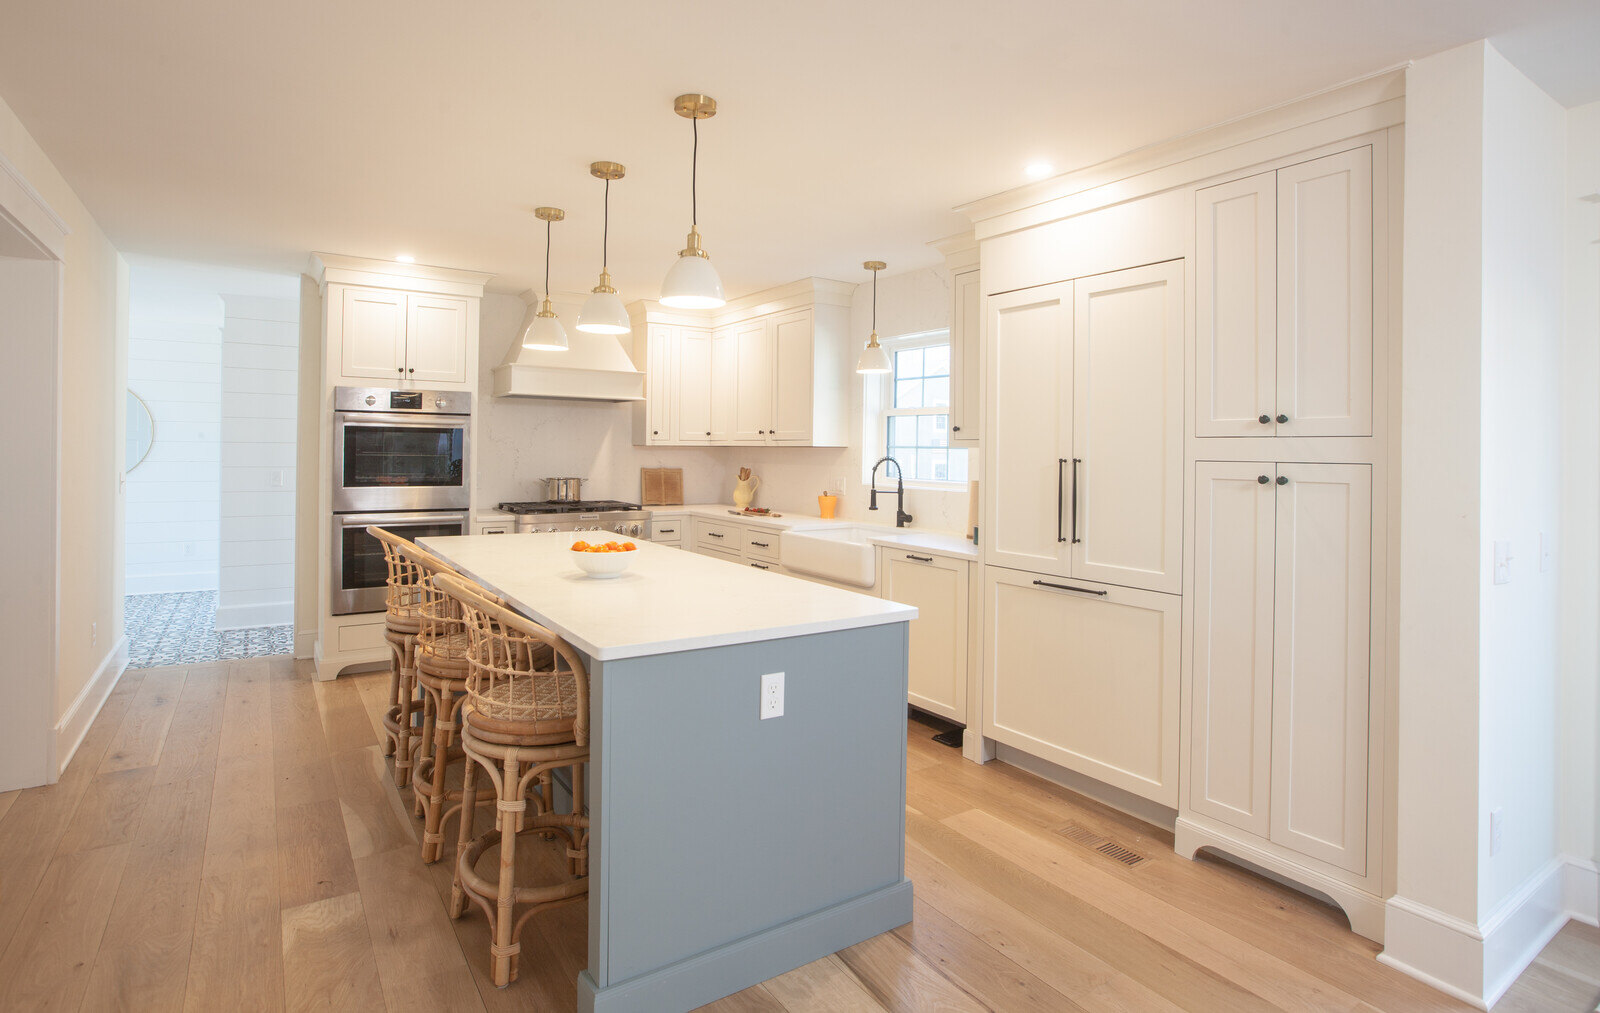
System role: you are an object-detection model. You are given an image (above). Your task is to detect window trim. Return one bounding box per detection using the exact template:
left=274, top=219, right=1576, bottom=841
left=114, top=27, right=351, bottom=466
left=862, top=329, right=968, bottom=490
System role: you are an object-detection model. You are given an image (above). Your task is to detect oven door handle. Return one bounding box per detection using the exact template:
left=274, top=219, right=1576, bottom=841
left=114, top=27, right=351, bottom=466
left=336, top=413, right=471, bottom=430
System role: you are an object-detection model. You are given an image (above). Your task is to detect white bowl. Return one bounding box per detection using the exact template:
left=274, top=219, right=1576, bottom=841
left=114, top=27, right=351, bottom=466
left=571, top=545, right=637, bottom=578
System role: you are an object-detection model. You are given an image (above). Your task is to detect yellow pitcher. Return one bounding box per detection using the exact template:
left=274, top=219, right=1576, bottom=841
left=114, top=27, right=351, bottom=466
left=733, top=474, right=761, bottom=511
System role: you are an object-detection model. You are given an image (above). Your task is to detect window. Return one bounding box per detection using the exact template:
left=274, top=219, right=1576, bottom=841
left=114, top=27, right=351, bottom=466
left=870, top=332, right=968, bottom=485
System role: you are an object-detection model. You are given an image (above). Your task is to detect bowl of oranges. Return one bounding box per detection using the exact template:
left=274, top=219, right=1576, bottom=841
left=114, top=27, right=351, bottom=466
left=569, top=539, right=638, bottom=578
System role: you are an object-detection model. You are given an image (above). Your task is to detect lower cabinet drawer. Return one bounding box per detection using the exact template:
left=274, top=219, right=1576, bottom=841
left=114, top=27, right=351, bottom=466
left=746, top=558, right=780, bottom=573
left=694, top=518, right=741, bottom=552
left=744, top=527, right=781, bottom=562
left=650, top=519, right=685, bottom=542
left=336, top=620, right=388, bottom=654
left=696, top=544, right=743, bottom=565
left=982, top=566, right=1179, bottom=806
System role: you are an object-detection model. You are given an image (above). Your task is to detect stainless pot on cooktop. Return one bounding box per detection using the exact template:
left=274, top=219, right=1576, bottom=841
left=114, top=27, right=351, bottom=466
left=545, top=477, right=583, bottom=502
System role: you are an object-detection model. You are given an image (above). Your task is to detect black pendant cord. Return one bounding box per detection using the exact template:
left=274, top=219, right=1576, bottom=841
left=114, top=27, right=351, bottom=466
left=602, top=178, right=611, bottom=272
left=691, top=117, right=699, bottom=229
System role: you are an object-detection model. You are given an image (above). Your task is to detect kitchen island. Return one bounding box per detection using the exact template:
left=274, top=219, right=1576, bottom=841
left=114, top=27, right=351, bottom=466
left=418, top=532, right=916, bottom=1013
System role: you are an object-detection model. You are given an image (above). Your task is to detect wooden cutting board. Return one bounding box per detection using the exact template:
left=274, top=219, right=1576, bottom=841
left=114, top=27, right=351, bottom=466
left=640, top=467, right=683, bottom=506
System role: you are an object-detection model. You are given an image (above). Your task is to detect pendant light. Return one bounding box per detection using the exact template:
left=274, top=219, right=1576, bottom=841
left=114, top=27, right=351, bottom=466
left=521, top=206, right=568, bottom=351
left=660, top=93, right=726, bottom=309
left=855, top=260, right=892, bottom=373
left=576, top=161, right=631, bottom=335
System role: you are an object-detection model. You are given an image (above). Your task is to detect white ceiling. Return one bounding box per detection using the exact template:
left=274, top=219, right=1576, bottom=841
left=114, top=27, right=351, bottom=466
left=1, top=1, right=1595, bottom=300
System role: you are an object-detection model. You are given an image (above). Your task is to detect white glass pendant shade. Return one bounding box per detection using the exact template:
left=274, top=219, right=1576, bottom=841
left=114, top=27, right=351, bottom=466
left=661, top=249, right=725, bottom=309
left=855, top=334, right=892, bottom=374
left=577, top=288, right=630, bottom=334
left=521, top=298, right=569, bottom=351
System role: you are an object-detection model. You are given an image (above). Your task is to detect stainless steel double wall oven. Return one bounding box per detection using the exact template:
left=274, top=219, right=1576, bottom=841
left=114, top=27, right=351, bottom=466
left=331, top=387, right=471, bottom=615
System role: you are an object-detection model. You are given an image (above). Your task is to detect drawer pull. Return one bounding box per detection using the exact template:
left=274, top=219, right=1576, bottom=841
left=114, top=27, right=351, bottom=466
left=750, top=562, right=769, bottom=570
left=751, top=540, right=770, bottom=548
left=1032, top=579, right=1107, bottom=596
left=658, top=526, right=677, bottom=534
left=707, top=531, right=725, bottom=538
left=906, top=553, right=933, bottom=563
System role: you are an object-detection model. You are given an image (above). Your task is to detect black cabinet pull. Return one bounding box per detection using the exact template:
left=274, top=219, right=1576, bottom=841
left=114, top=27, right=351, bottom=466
left=952, top=425, right=962, bottom=432
left=396, top=366, right=404, bottom=374
left=751, top=540, right=770, bottom=548
left=750, top=562, right=769, bottom=570
left=1056, top=459, right=1068, bottom=543
left=1258, top=414, right=1271, bottom=425
left=1258, top=475, right=1270, bottom=484
left=708, top=531, right=725, bottom=538
left=1033, top=579, right=1107, bottom=596
left=906, top=553, right=933, bottom=563
left=1071, top=458, right=1082, bottom=545
left=1277, top=475, right=1288, bottom=485
left=408, top=367, right=415, bottom=373
left=1276, top=413, right=1289, bottom=424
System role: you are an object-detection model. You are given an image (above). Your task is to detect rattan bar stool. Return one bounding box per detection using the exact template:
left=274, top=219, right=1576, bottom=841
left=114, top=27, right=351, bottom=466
left=434, top=571, right=590, bottom=989
left=408, top=551, right=555, bottom=864
left=369, top=526, right=428, bottom=788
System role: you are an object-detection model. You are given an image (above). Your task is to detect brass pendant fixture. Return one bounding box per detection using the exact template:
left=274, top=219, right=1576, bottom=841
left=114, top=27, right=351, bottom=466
left=855, top=260, right=892, bottom=373
left=521, top=206, right=569, bottom=351
left=576, top=161, right=631, bottom=335
left=660, top=93, right=726, bottom=309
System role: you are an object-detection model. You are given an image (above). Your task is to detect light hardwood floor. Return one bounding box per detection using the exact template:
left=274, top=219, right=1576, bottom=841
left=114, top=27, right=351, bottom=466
left=1, top=656, right=1595, bottom=1012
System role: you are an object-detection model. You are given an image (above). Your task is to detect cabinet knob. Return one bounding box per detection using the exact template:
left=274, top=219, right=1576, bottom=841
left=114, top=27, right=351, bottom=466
left=1277, top=475, right=1288, bottom=485
left=397, top=367, right=404, bottom=374
left=705, top=431, right=711, bottom=436
left=1258, top=475, right=1270, bottom=484
left=1258, top=414, right=1271, bottom=425
left=1276, top=414, right=1289, bottom=424
left=952, top=425, right=961, bottom=432
left=652, top=430, right=659, bottom=435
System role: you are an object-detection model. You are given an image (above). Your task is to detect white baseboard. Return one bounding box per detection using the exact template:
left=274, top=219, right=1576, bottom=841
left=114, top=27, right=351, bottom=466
left=1566, top=857, right=1599, bottom=927
left=214, top=600, right=292, bottom=631
left=294, top=629, right=317, bottom=660
left=124, top=575, right=218, bottom=596
left=1380, top=855, right=1573, bottom=1009
left=53, top=636, right=129, bottom=777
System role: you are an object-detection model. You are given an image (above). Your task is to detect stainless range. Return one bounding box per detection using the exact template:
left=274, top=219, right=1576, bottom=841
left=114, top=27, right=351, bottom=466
left=498, top=500, right=651, bottom=538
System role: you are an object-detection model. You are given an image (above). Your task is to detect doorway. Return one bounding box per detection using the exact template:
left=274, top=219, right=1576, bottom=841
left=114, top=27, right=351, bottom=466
left=122, top=258, right=300, bottom=667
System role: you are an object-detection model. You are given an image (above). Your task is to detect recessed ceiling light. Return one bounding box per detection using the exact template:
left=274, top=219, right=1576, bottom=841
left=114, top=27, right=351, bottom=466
left=1025, top=162, right=1054, bottom=180
left=395, top=254, right=415, bottom=263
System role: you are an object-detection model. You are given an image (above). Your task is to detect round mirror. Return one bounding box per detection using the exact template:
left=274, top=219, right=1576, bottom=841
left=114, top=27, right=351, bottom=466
left=126, top=390, right=154, bottom=472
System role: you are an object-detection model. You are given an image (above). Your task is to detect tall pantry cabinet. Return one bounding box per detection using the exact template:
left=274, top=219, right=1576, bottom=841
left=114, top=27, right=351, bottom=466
left=970, top=124, right=1393, bottom=940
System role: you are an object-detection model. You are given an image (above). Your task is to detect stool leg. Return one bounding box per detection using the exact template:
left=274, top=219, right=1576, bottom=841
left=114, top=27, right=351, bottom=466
left=570, top=762, right=588, bottom=878
left=382, top=641, right=401, bottom=757
left=393, top=638, right=416, bottom=787
left=493, top=755, right=522, bottom=987
left=421, top=688, right=459, bottom=864
left=449, top=747, right=480, bottom=919
left=413, top=682, right=438, bottom=819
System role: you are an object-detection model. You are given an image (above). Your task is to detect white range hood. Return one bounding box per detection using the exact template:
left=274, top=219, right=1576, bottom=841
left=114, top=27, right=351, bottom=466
left=492, top=294, right=644, bottom=402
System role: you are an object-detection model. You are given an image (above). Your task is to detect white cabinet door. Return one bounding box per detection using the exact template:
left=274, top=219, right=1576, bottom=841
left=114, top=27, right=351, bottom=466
left=1269, top=463, right=1371, bottom=873
left=983, top=282, right=1073, bottom=577
left=644, top=324, right=677, bottom=444
left=732, top=319, right=774, bottom=442
left=709, top=325, right=738, bottom=442
left=1189, top=462, right=1277, bottom=837
left=1196, top=172, right=1277, bottom=437
left=881, top=549, right=968, bottom=723
left=340, top=286, right=409, bottom=381
left=405, top=293, right=469, bottom=384
left=950, top=268, right=981, bottom=445
left=1071, top=261, right=1184, bottom=594
left=982, top=567, right=1179, bottom=806
left=675, top=329, right=714, bottom=443
left=1277, top=147, right=1373, bottom=438
left=771, top=310, right=814, bottom=443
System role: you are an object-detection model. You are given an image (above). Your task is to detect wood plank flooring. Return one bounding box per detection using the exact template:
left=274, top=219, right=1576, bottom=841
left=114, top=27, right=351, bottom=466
left=1, top=656, right=1594, bottom=1012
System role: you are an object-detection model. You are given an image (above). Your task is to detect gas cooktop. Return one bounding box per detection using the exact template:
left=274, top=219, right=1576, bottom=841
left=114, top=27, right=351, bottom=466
left=497, top=500, right=642, bottom=515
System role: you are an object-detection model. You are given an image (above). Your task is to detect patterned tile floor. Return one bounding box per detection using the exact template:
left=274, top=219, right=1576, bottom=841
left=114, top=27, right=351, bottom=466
left=125, top=590, right=294, bottom=668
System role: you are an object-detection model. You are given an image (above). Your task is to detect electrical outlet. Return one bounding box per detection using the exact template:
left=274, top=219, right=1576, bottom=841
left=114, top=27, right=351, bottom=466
left=1540, top=532, right=1552, bottom=573
left=760, top=672, right=785, bottom=720
left=832, top=477, right=848, bottom=497
left=1490, top=808, right=1504, bottom=856
left=1493, top=541, right=1512, bottom=585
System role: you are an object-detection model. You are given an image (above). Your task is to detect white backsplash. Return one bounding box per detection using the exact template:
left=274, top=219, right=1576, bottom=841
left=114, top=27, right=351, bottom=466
left=474, top=266, right=977, bottom=538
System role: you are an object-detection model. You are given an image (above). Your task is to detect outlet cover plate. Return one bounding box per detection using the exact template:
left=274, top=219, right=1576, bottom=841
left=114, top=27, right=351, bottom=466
left=760, top=671, right=784, bottom=720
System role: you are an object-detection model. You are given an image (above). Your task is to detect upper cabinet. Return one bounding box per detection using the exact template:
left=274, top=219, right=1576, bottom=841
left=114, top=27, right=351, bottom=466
left=314, top=255, right=490, bottom=393
left=983, top=262, right=1184, bottom=595
left=934, top=234, right=981, bottom=446
left=1196, top=146, right=1373, bottom=438
left=630, top=280, right=853, bottom=448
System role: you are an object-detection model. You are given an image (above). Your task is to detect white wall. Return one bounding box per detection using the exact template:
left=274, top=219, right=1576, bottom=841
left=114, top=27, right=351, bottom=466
left=124, top=286, right=221, bottom=595
left=1478, top=42, right=1567, bottom=915
left=218, top=294, right=299, bottom=629
left=1560, top=100, right=1600, bottom=878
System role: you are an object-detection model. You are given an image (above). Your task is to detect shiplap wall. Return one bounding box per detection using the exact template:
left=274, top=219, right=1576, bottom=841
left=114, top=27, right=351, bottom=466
left=217, top=295, right=298, bottom=629
left=125, top=314, right=222, bottom=594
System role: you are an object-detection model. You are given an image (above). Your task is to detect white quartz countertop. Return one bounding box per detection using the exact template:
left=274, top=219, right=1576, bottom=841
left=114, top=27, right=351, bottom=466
left=644, top=504, right=979, bottom=561
left=419, top=532, right=916, bottom=662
